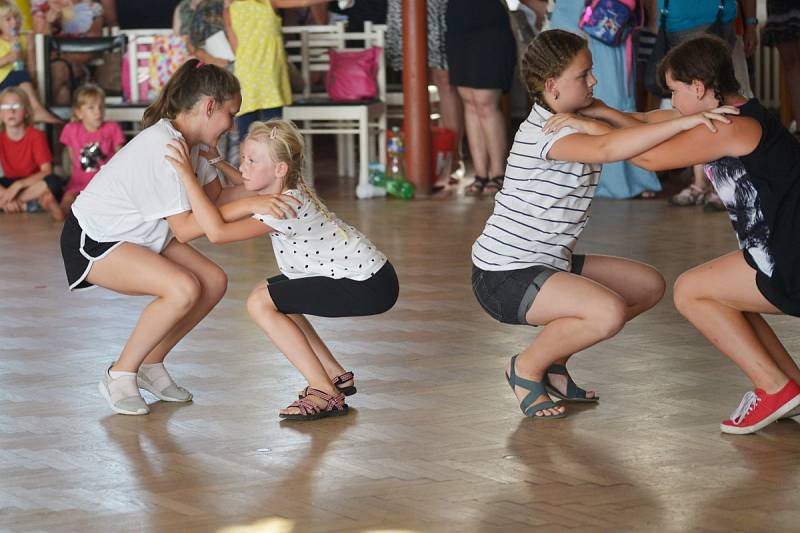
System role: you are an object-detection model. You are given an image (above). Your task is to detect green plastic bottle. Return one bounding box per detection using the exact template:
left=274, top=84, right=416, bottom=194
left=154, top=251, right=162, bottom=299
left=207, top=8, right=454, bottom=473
left=385, top=178, right=415, bottom=200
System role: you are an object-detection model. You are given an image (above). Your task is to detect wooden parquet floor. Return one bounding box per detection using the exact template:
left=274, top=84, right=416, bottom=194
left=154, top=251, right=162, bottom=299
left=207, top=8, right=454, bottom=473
left=3, top=176, right=800, bottom=532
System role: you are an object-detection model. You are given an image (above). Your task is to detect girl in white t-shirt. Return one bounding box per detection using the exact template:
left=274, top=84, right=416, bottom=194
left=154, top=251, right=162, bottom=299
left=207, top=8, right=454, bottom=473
left=472, top=30, right=736, bottom=420
left=166, top=119, right=398, bottom=420
left=60, top=59, right=300, bottom=416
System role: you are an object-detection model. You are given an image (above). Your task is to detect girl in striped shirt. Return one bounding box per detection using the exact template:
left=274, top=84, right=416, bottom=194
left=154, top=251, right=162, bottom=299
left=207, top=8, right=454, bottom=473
left=472, top=30, right=734, bottom=420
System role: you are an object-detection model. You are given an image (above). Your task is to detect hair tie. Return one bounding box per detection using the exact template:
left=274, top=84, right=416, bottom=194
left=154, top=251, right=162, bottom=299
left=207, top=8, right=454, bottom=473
left=195, top=60, right=205, bottom=69
left=270, top=126, right=277, bottom=139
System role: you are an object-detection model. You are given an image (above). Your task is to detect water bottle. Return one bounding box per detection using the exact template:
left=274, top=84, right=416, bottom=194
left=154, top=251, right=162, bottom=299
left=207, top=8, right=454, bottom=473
left=385, top=177, right=415, bottom=200
left=9, top=28, right=24, bottom=72
left=386, top=126, right=405, bottom=181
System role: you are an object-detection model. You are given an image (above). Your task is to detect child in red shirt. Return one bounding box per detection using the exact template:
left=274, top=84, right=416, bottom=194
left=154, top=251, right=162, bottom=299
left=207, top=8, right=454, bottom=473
left=0, top=87, right=64, bottom=220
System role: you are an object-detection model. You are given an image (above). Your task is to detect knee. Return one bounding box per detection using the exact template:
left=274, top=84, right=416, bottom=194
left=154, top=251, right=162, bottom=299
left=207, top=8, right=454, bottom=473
left=473, top=97, right=498, bottom=118
left=643, top=270, right=667, bottom=310
left=205, top=265, right=228, bottom=303
left=246, top=285, right=276, bottom=319
left=672, top=273, right=698, bottom=316
left=167, top=272, right=202, bottom=311
left=589, top=297, right=627, bottom=339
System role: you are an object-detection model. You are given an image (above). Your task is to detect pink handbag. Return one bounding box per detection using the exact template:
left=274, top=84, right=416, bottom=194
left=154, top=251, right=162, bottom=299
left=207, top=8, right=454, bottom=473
left=325, top=47, right=381, bottom=102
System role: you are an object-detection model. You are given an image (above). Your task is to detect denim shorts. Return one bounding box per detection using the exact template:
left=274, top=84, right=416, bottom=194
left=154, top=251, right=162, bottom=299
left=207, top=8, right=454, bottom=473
left=472, top=255, right=585, bottom=326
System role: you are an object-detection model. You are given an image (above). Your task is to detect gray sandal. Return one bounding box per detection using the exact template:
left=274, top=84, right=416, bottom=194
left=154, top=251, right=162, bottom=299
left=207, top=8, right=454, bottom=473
left=506, top=355, right=566, bottom=419
left=545, top=363, right=598, bottom=403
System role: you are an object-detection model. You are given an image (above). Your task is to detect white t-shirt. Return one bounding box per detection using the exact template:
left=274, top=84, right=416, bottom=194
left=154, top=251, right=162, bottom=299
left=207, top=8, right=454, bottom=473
left=472, top=104, right=601, bottom=272
left=253, top=189, right=387, bottom=281
left=72, top=119, right=219, bottom=253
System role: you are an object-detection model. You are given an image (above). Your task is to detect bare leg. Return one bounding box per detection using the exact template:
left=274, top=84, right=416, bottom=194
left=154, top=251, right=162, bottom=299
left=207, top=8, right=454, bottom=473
left=430, top=68, right=464, bottom=161
left=141, top=240, right=228, bottom=364
left=457, top=86, right=489, bottom=178
left=60, top=191, right=78, bottom=215
left=50, top=61, right=72, bottom=107
left=744, top=312, right=800, bottom=384
left=14, top=180, right=64, bottom=221
left=507, top=272, right=629, bottom=416
left=18, top=82, right=63, bottom=124
left=544, top=255, right=666, bottom=396
left=85, top=243, right=203, bottom=372
left=673, top=250, right=791, bottom=393
left=246, top=281, right=339, bottom=408
left=287, top=314, right=347, bottom=380
left=471, top=88, right=507, bottom=178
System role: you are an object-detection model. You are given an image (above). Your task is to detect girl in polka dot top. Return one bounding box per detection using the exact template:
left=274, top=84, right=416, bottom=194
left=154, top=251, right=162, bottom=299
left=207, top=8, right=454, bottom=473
left=193, top=119, right=397, bottom=420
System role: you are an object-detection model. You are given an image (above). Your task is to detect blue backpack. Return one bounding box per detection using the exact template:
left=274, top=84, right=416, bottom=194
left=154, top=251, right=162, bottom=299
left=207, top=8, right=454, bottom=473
left=579, top=0, right=643, bottom=47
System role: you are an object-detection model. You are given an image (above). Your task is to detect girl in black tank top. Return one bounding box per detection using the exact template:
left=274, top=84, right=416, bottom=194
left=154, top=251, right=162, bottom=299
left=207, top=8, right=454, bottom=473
left=571, top=35, right=800, bottom=435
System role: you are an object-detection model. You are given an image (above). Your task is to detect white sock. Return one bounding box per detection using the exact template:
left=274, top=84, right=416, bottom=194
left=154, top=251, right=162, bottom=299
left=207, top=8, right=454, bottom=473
left=109, top=369, right=135, bottom=380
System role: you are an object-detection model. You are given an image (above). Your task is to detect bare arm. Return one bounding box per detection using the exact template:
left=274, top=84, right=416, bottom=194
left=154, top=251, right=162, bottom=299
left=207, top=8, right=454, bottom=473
left=629, top=117, right=762, bottom=171
left=199, top=144, right=244, bottom=185
left=223, top=4, right=237, bottom=51
left=547, top=111, right=731, bottom=164
left=167, top=199, right=274, bottom=244
left=164, top=140, right=299, bottom=244
left=172, top=4, right=182, bottom=35
left=578, top=98, right=680, bottom=127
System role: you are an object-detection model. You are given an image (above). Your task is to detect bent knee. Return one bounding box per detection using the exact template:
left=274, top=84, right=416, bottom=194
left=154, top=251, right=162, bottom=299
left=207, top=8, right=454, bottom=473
left=587, top=297, right=627, bottom=339
left=167, top=272, right=202, bottom=310
left=672, top=272, right=700, bottom=315
left=643, top=269, right=667, bottom=309
left=204, top=264, right=228, bottom=301
left=246, top=284, right=277, bottom=318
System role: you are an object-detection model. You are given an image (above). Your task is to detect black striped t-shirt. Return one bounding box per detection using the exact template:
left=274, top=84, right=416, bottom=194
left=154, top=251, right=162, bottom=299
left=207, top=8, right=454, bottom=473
left=471, top=104, right=600, bottom=271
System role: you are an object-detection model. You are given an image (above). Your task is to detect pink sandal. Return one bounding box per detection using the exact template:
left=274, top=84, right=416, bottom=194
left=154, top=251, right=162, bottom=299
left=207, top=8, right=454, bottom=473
left=280, top=387, right=349, bottom=420
left=333, top=371, right=357, bottom=396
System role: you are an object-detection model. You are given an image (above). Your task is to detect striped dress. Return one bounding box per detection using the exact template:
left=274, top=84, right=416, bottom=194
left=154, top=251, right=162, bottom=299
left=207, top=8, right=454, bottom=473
left=471, top=104, right=600, bottom=272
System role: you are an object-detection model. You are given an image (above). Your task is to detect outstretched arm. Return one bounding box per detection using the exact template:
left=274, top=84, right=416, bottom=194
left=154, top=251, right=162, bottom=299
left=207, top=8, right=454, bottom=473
left=629, top=116, right=762, bottom=171
left=546, top=109, right=735, bottom=164
left=578, top=98, right=681, bottom=128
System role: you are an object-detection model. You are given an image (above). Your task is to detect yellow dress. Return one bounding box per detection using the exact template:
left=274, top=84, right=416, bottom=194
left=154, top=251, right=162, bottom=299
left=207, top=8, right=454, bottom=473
left=15, top=0, right=33, bottom=32
left=0, top=35, right=28, bottom=84
left=230, top=0, right=292, bottom=115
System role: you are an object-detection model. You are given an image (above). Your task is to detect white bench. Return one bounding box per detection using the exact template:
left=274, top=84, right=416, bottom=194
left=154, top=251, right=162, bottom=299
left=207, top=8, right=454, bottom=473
left=35, top=29, right=172, bottom=125
left=282, top=21, right=387, bottom=198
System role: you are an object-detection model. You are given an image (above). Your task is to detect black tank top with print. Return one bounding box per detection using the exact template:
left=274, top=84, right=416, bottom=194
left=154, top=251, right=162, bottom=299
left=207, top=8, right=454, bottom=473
left=704, top=98, right=800, bottom=315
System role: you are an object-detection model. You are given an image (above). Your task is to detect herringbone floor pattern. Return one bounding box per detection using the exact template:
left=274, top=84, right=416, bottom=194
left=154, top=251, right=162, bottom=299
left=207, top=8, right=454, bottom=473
left=3, top=177, right=800, bottom=532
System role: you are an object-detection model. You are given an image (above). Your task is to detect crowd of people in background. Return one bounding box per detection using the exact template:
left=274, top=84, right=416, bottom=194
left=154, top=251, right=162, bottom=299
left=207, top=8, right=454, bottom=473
left=0, top=0, right=799, bottom=222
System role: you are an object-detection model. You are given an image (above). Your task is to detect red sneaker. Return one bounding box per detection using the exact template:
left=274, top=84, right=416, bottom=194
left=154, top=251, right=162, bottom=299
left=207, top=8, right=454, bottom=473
left=721, top=380, right=800, bottom=434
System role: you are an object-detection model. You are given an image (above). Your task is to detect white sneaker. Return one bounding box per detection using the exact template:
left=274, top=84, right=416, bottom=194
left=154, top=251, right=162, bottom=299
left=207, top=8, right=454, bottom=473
left=137, top=363, right=193, bottom=402
left=99, top=366, right=149, bottom=415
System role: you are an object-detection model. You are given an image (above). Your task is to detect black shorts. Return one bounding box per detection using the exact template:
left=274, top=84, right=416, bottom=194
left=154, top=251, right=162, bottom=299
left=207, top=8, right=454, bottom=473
left=267, top=261, right=399, bottom=318
left=0, top=69, right=33, bottom=91
left=0, top=175, right=64, bottom=202
left=60, top=212, right=122, bottom=291
left=472, top=255, right=585, bottom=326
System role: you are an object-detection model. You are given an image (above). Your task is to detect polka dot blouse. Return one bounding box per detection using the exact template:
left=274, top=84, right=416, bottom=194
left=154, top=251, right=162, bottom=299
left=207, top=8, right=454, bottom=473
left=253, top=189, right=387, bottom=281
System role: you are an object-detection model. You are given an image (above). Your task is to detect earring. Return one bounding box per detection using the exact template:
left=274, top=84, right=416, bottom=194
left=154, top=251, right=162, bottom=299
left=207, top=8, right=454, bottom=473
left=554, top=92, right=560, bottom=100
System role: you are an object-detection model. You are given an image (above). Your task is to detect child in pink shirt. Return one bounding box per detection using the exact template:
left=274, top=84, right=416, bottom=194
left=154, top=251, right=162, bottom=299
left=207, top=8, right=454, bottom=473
left=59, top=84, right=124, bottom=213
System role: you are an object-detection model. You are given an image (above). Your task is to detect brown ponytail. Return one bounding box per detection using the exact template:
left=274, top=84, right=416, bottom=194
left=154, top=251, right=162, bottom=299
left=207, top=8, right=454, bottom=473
left=142, top=59, right=240, bottom=129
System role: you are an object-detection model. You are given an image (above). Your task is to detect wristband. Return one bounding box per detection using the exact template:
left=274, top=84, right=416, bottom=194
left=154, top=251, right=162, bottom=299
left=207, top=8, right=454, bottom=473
left=208, top=155, right=224, bottom=166
left=744, top=16, right=758, bottom=26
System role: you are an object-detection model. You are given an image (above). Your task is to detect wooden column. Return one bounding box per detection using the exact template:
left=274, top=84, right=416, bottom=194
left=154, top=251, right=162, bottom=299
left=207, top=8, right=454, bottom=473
left=402, top=0, right=431, bottom=195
